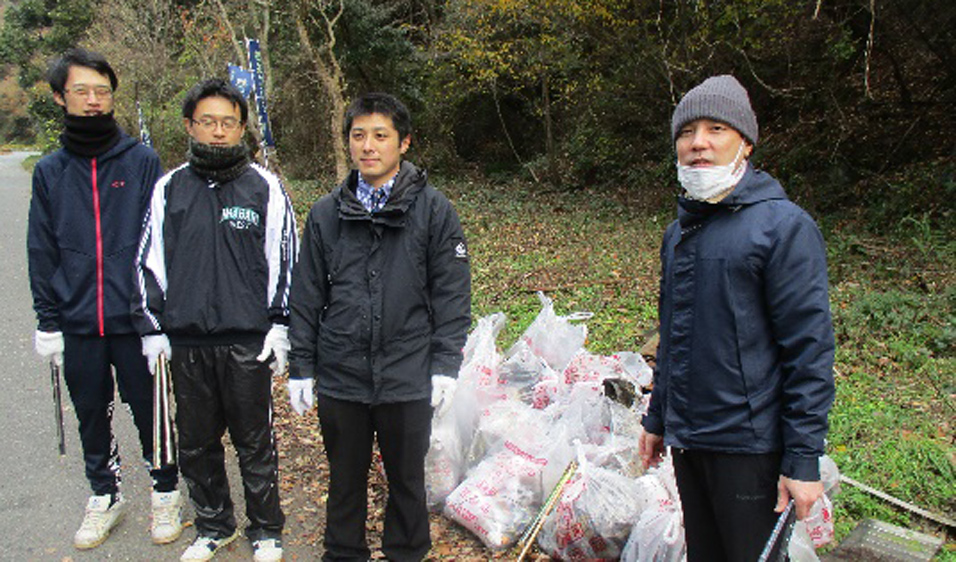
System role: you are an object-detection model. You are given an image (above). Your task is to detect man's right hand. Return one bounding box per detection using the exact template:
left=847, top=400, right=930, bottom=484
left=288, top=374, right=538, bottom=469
left=34, top=330, right=64, bottom=367
left=639, top=428, right=666, bottom=469
left=142, top=334, right=171, bottom=373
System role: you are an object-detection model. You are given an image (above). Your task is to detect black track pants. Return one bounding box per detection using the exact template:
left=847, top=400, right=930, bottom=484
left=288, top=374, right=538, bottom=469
left=171, top=341, right=285, bottom=541
left=63, top=333, right=178, bottom=496
left=672, top=449, right=783, bottom=562
left=317, top=394, right=432, bottom=562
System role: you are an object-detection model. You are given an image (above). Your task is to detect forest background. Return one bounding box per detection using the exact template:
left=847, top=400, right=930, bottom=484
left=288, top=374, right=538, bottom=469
left=1, top=0, right=953, bottom=558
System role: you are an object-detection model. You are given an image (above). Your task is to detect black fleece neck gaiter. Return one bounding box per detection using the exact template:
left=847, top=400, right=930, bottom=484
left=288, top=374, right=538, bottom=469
left=61, top=113, right=122, bottom=157
left=187, top=137, right=252, bottom=184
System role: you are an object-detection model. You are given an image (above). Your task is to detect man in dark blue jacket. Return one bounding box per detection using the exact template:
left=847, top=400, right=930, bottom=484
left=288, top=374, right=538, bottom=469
left=288, top=93, right=471, bottom=561
left=27, top=48, right=180, bottom=550
left=639, top=75, right=835, bottom=561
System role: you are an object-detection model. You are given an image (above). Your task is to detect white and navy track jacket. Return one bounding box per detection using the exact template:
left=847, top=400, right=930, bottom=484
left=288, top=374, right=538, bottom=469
left=132, top=162, right=298, bottom=345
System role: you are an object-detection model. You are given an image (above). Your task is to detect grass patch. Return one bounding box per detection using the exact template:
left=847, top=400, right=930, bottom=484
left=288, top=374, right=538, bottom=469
left=286, top=174, right=955, bottom=557
left=438, top=177, right=665, bottom=353
left=20, top=153, right=41, bottom=172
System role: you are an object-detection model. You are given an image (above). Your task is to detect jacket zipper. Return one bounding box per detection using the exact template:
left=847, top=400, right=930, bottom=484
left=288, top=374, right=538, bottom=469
left=91, top=157, right=105, bottom=336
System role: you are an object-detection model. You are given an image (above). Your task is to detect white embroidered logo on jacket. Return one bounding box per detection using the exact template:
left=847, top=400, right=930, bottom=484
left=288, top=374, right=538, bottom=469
left=220, top=206, right=261, bottom=230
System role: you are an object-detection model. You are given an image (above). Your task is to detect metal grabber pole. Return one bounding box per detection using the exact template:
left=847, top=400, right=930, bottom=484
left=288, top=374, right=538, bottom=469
left=51, top=361, right=65, bottom=456
left=152, top=353, right=176, bottom=469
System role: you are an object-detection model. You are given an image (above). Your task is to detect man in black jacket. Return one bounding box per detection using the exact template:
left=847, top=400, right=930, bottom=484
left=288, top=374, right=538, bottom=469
left=638, top=75, right=835, bottom=561
left=133, top=79, right=296, bottom=562
left=27, top=47, right=181, bottom=551
left=289, top=93, right=471, bottom=561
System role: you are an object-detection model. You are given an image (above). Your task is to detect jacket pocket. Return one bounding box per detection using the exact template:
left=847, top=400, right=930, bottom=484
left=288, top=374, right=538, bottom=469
left=317, top=324, right=365, bottom=372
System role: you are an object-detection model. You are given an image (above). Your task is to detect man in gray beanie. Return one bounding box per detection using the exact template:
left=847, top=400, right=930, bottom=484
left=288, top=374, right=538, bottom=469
left=639, top=75, right=836, bottom=561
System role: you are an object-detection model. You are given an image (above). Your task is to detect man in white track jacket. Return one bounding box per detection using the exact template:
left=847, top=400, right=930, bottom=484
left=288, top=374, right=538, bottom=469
left=132, top=78, right=297, bottom=562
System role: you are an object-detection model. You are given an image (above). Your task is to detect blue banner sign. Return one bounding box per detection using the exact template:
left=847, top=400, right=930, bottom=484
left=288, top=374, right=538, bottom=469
left=246, top=38, right=274, bottom=147
left=228, top=65, right=254, bottom=99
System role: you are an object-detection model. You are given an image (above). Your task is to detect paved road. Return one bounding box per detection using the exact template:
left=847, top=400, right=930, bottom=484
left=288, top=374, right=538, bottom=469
left=0, top=151, right=314, bottom=561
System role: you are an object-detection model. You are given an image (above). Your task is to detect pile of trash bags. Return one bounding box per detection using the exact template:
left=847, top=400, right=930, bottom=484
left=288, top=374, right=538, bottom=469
left=425, top=293, right=838, bottom=561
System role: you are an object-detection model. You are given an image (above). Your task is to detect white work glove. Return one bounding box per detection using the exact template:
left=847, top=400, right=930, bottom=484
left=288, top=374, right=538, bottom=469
left=288, top=378, right=314, bottom=415
left=431, top=375, right=457, bottom=418
left=142, top=334, right=171, bottom=373
left=35, top=330, right=64, bottom=367
left=257, top=324, right=290, bottom=376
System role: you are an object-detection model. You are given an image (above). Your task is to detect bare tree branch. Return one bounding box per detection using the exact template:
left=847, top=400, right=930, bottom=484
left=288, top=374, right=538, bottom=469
left=211, top=0, right=247, bottom=65
left=296, top=0, right=349, bottom=178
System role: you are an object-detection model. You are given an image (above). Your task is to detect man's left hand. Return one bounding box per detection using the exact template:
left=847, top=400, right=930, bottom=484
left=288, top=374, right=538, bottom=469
left=431, top=375, right=457, bottom=417
left=288, top=378, right=314, bottom=415
left=257, top=324, right=290, bottom=375
left=776, top=475, right=824, bottom=520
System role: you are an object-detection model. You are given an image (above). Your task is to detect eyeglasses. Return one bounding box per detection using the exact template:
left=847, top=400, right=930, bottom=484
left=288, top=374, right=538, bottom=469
left=191, top=117, right=243, bottom=131
left=67, top=85, right=113, bottom=99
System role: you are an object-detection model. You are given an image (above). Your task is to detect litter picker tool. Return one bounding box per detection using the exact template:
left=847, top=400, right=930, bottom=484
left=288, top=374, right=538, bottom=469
left=515, top=459, right=579, bottom=562
left=50, top=360, right=65, bottom=456
left=758, top=499, right=796, bottom=562
left=152, top=353, right=176, bottom=469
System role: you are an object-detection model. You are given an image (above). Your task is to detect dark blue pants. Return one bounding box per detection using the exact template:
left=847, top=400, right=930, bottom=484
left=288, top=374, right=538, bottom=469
left=62, top=333, right=178, bottom=496
left=171, top=342, right=285, bottom=541
left=672, top=449, right=783, bottom=562
left=317, top=394, right=432, bottom=562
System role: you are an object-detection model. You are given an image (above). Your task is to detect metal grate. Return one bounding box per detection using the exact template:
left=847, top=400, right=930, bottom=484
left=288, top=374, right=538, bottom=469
left=823, top=518, right=943, bottom=562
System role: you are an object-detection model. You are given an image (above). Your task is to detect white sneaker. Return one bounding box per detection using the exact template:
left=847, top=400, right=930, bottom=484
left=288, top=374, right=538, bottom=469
left=151, top=490, right=184, bottom=544
left=180, top=529, right=240, bottom=561
left=74, top=494, right=125, bottom=549
left=252, top=538, right=283, bottom=562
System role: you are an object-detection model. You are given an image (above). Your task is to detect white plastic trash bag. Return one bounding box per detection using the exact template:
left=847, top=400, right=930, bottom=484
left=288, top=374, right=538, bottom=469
left=631, top=473, right=672, bottom=515
left=614, top=351, right=654, bottom=389
left=497, top=342, right=557, bottom=405
left=467, top=399, right=549, bottom=468
left=620, top=501, right=685, bottom=562
left=424, top=405, right=464, bottom=510
left=549, top=383, right=612, bottom=447
left=788, top=521, right=821, bottom=562
left=562, top=351, right=622, bottom=391
left=803, top=494, right=835, bottom=548
left=443, top=439, right=550, bottom=550
left=458, top=312, right=507, bottom=399
left=537, top=458, right=644, bottom=560
left=819, top=455, right=840, bottom=497
left=425, top=313, right=507, bottom=510
left=507, top=292, right=590, bottom=373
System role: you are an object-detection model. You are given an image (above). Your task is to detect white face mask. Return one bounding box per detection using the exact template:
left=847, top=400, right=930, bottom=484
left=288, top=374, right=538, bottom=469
left=676, top=142, right=748, bottom=202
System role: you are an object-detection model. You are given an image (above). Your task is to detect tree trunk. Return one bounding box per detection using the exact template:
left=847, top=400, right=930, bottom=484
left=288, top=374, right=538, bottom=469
left=295, top=0, right=350, bottom=180
left=211, top=0, right=274, bottom=168
left=543, top=72, right=555, bottom=179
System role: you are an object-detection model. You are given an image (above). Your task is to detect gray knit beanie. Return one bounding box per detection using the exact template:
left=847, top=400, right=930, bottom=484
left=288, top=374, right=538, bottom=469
left=671, top=75, right=758, bottom=145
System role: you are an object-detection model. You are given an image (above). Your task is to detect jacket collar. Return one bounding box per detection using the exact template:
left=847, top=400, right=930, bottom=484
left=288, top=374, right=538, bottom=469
left=63, top=131, right=137, bottom=162
left=677, top=164, right=789, bottom=231
left=334, top=161, right=428, bottom=227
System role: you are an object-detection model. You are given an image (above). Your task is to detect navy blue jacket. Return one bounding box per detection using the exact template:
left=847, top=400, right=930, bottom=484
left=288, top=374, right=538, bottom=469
left=642, top=165, right=835, bottom=481
left=28, top=134, right=162, bottom=336
left=288, top=161, right=472, bottom=405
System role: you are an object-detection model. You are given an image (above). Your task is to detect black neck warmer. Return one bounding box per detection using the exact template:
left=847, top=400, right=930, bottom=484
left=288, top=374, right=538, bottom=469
left=187, top=138, right=251, bottom=184
left=61, top=113, right=122, bottom=158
